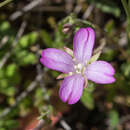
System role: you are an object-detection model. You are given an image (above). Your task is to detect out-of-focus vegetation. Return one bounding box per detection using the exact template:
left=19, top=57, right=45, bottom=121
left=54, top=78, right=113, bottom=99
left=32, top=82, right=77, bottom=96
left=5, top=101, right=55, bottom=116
left=0, top=0, right=130, bottom=129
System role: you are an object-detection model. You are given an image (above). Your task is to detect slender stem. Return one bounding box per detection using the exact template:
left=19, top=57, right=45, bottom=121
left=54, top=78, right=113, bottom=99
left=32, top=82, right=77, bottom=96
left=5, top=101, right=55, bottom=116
left=121, top=0, right=130, bottom=41
left=121, top=0, right=130, bottom=19
left=0, top=0, right=13, bottom=8
left=0, top=21, right=27, bottom=69
left=127, top=19, right=130, bottom=40
left=129, top=0, right=130, bottom=10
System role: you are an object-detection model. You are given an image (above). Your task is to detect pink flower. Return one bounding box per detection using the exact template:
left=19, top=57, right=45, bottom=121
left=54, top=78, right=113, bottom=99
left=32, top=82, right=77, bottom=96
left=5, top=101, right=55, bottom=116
left=40, top=27, right=115, bottom=104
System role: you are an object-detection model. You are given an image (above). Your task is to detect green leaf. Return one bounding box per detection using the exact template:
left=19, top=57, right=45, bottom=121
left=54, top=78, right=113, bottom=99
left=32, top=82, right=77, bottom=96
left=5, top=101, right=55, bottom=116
left=109, top=110, right=119, bottom=128
left=19, top=32, right=38, bottom=48
left=0, top=119, right=18, bottom=130
left=6, top=64, right=17, bottom=77
left=40, top=30, right=53, bottom=47
left=0, top=79, right=16, bottom=96
left=54, top=31, right=65, bottom=47
left=121, top=62, right=130, bottom=77
left=15, top=50, right=37, bottom=65
left=81, top=87, right=95, bottom=110
left=87, top=82, right=96, bottom=92
left=0, top=69, right=4, bottom=78
left=0, top=21, right=10, bottom=32
left=34, top=88, right=51, bottom=108
left=5, top=87, right=16, bottom=96
left=0, top=79, right=8, bottom=88
left=105, top=20, right=115, bottom=36
left=19, top=96, right=32, bottom=116
left=22, top=53, right=37, bottom=65
left=0, top=64, right=20, bottom=96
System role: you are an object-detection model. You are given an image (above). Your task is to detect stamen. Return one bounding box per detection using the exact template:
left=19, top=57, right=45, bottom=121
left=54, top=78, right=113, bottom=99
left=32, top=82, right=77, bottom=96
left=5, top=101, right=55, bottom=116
left=69, top=72, right=73, bottom=76
left=77, top=63, right=83, bottom=69
left=74, top=65, right=77, bottom=69
left=74, top=63, right=84, bottom=74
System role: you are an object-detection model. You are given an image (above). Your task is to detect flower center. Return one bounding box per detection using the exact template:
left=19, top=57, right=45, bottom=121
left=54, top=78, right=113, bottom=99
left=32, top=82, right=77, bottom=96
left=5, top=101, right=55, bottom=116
left=74, top=63, right=85, bottom=74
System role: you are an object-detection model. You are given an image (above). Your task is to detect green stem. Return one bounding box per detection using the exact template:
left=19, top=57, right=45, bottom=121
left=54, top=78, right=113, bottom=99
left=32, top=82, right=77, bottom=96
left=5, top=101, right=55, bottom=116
left=122, top=0, right=130, bottom=41
left=0, top=0, right=13, bottom=8
left=127, top=19, right=130, bottom=40
left=129, top=0, right=130, bottom=10
left=121, top=0, right=130, bottom=19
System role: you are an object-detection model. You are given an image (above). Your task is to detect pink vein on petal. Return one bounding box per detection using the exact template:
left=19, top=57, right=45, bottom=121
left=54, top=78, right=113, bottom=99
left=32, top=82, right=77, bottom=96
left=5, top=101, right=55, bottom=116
left=59, top=74, right=84, bottom=104
left=40, top=48, right=74, bottom=73
left=85, top=61, right=115, bottom=84
left=73, top=27, right=95, bottom=64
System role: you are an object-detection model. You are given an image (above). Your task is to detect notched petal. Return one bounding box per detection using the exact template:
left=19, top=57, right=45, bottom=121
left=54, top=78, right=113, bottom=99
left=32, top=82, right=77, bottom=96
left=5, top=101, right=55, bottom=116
left=40, top=48, right=74, bottom=73
left=59, top=75, right=84, bottom=104
left=73, top=27, right=95, bottom=64
left=85, top=61, right=116, bottom=84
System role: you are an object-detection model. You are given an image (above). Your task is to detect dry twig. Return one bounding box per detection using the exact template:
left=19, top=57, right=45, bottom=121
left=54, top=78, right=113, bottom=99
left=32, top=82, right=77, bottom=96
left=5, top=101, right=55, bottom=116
left=10, top=0, right=45, bottom=20
left=0, top=21, right=27, bottom=69
left=82, top=4, right=95, bottom=19
left=0, top=72, right=43, bottom=119
left=0, top=36, right=9, bottom=48
left=60, top=120, right=72, bottom=130
left=33, top=119, right=45, bottom=130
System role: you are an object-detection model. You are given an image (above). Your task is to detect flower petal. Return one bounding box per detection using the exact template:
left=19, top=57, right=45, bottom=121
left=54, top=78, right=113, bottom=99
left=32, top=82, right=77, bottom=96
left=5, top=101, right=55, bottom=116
left=85, top=61, right=115, bottom=84
left=59, top=74, right=84, bottom=104
left=40, top=48, right=74, bottom=73
left=73, top=27, right=95, bottom=64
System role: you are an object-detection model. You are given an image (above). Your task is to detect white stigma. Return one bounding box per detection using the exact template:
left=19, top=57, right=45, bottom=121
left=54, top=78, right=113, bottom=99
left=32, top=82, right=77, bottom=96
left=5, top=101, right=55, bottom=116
left=77, top=63, right=83, bottom=69
left=74, top=63, right=84, bottom=74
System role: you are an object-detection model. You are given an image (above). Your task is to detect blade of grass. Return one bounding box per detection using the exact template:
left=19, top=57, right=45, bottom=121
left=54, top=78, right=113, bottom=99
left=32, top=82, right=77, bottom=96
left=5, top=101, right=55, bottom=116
left=0, top=0, right=13, bottom=8
left=129, top=0, right=130, bottom=10
left=121, top=0, right=130, bottom=19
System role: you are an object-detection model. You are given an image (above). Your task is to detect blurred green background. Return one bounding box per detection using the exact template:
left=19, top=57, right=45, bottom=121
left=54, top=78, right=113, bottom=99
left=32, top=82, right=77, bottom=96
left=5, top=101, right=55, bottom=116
left=0, top=0, right=130, bottom=130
